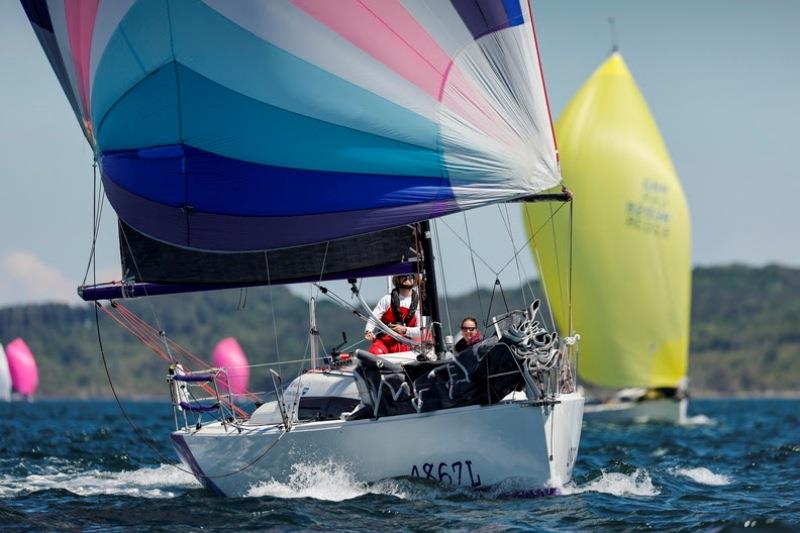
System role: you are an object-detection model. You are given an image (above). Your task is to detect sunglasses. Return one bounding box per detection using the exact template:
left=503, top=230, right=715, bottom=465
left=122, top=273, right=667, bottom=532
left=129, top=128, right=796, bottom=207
left=461, top=326, right=477, bottom=331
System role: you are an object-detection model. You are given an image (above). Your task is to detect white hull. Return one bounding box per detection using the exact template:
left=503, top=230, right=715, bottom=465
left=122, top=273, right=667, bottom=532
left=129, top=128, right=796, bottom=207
left=172, top=393, right=584, bottom=497
left=584, top=397, right=686, bottom=424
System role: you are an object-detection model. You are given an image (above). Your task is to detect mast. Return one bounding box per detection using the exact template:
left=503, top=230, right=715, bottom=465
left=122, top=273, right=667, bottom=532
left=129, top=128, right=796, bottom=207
left=418, top=220, right=446, bottom=359
left=309, top=295, right=319, bottom=370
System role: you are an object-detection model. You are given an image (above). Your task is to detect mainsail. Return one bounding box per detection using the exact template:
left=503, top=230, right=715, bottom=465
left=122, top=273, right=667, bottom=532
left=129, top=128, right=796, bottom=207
left=23, top=0, right=561, bottom=261
left=525, top=53, right=691, bottom=389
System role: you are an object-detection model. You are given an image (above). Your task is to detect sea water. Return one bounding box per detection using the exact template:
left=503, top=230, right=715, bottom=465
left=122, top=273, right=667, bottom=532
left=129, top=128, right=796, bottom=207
left=1, top=399, right=798, bottom=531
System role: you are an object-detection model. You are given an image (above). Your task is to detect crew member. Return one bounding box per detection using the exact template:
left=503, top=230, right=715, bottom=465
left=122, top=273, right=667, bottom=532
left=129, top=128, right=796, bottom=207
left=364, top=275, right=421, bottom=355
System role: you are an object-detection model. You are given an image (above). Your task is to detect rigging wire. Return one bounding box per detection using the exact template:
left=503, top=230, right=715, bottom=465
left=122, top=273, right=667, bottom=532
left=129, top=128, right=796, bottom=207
left=86, top=158, right=194, bottom=474
left=499, top=203, right=529, bottom=309
left=103, top=303, right=259, bottom=411
left=95, top=289, right=293, bottom=480
left=496, top=201, right=568, bottom=278
left=311, top=242, right=331, bottom=301
left=438, top=218, right=497, bottom=275
left=568, top=200, right=575, bottom=336
left=503, top=202, right=542, bottom=306
left=85, top=160, right=292, bottom=481
left=94, top=304, right=193, bottom=473
left=523, top=205, right=560, bottom=332
left=461, top=211, right=486, bottom=326
left=264, top=252, right=283, bottom=380
left=81, top=159, right=106, bottom=287
left=547, top=202, right=567, bottom=327
left=438, top=203, right=567, bottom=333
left=117, top=215, right=170, bottom=352
left=432, top=219, right=454, bottom=341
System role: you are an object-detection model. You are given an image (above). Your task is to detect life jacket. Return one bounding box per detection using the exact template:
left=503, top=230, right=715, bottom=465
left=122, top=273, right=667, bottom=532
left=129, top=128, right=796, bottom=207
left=380, top=289, right=418, bottom=329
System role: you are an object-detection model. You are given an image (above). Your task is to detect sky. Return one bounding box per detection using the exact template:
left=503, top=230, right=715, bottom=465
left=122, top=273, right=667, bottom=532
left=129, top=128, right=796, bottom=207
left=0, top=1, right=798, bottom=308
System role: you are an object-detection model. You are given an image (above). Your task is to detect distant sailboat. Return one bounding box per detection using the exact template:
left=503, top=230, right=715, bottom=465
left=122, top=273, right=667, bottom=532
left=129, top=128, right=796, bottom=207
left=212, top=338, right=250, bottom=397
left=525, top=52, right=691, bottom=423
left=0, top=344, right=11, bottom=402
left=5, top=338, right=39, bottom=401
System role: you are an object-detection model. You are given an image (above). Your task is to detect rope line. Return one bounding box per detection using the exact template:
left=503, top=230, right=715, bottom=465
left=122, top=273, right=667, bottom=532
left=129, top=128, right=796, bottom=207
left=460, top=211, right=486, bottom=326
left=432, top=220, right=454, bottom=341
left=500, top=203, right=529, bottom=309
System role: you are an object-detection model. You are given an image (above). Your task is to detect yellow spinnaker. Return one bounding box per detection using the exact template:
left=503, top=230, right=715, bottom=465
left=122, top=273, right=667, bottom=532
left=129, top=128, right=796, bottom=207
left=525, top=53, right=691, bottom=389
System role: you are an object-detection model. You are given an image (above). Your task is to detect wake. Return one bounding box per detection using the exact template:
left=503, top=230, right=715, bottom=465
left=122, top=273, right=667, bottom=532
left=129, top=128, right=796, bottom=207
left=0, top=464, right=198, bottom=498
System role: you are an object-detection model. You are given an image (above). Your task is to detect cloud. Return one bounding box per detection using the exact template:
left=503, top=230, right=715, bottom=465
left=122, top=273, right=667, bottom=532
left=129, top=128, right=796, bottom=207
left=0, top=251, right=119, bottom=307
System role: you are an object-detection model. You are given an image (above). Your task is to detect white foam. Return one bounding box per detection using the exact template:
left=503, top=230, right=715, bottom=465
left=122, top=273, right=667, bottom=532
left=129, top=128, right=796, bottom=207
left=680, top=414, right=716, bottom=426
left=651, top=448, right=668, bottom=457
left=245, top=461, right=415, bottom=501
left=563, top=469, right=659, bottom=497
left=672, top=467, right=731, bottom=486
left=0, top=464, right=199, bottom=498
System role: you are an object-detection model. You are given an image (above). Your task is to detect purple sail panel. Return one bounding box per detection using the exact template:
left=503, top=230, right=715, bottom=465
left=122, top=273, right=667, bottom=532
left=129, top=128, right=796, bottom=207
left=104, top=176, right=460, bottom=251
left=450, top=0, right=525, bottom=39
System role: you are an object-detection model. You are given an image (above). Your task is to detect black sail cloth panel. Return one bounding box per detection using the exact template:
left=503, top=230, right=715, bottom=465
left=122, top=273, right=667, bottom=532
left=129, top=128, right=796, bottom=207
left=118, top=220, right=418, bottom=286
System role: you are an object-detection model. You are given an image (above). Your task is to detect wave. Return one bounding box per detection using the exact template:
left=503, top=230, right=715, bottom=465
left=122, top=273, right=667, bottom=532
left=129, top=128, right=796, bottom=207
left=563, top=469, right=659, bottom=497
left=680, top=414, right=716, bottom=426
left=0, top=464, right=199, bottom=498
left=672, top=467, right=731, bottom=486
left=651, top=448, right=668, bottom=457
left=244, top=462, right=561, bottom=501
left=246, top=461, right=418, bottom=501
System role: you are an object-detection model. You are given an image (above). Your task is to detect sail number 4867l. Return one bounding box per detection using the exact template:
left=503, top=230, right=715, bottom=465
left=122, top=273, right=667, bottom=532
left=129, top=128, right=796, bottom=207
left=410, top=460, right=482, bottom=487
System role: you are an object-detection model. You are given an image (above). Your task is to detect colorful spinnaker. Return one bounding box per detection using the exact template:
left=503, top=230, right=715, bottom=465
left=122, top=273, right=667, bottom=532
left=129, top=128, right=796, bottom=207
left=5, top=338, right=39, bottom=398
left=212, top=338, right=249, bottom=396
left=23, top=0, right=560, bottom=254
left=525, top=53, right=691, bottom=389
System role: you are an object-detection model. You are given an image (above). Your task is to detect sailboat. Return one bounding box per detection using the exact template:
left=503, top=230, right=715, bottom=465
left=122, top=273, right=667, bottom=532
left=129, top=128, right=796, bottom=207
left=0, top=344, right=11, bottom=402
left=525, top=52, right=691, bottom=423
left=211, top=338, right=250, bottom=398
left=4, top=338, right=39, bottom=401
left=23, top=0, right=584, bottom=496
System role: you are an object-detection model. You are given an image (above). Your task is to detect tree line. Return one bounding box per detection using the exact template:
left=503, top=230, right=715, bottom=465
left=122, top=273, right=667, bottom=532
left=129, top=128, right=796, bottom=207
left=0, top=264, right=797, bottom=398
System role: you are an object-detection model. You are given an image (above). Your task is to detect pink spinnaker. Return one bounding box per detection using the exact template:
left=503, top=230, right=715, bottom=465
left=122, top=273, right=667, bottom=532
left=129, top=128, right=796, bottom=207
left=212, top=337, right=249, bottom=395
left=5, top=338, right=39, bottom=397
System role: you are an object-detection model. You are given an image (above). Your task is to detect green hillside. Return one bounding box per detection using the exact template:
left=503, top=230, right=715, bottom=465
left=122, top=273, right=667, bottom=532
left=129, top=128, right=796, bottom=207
left=0, top=265, right=797, bottom=398
left=688, top=265, right=800, bottom=394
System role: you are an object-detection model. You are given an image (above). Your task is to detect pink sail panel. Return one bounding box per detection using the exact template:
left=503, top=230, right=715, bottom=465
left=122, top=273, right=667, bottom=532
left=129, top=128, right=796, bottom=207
left=5, top=338, right=39, bottom=397
left=212, top=338, right=250, bottom=395
left=64, top=0, right=100, bottom=129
